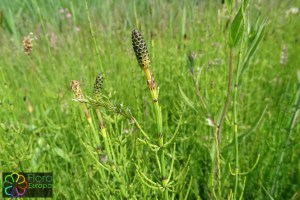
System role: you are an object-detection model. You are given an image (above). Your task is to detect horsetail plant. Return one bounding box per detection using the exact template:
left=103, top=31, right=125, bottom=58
left=72, top=74, right=132, bottom=198
left=92, top=73, right=128, bottom=197
left=70, top=80, right=100, bottom=147
left=93, top=73, right=114, bottom=161
left=70, top=29, right=188, bottom=199
left=132, top=29, right=169, bottom=199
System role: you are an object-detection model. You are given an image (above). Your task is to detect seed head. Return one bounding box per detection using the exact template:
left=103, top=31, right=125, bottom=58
left=280, top=44, right=288, bottom=65
left=22, top=33, right=37, bottom=55
left=132, top=29, right=150, bottom=69
left=93, top=73, right=104, bottom=95
left=70, top=80, right=84, bottom=99
left=22, top=36, right=33, bottom=55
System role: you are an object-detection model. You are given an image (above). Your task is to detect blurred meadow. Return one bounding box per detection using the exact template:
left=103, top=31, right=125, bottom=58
left=0, top=0, right=299, bottom=199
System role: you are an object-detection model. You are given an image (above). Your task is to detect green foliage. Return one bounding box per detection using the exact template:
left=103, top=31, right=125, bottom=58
left=229, top=0, right=248, bottom=47
left=241, top=18, right=267, bottom=76
left=0, top=0, right=299, bottom=199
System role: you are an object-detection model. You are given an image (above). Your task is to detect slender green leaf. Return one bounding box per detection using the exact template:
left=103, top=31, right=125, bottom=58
left=241, top=18, right=267, bottom=75
left=229, top=8, right=244, bottom=47
left=178, top=85, right=197, bottom=112
left=242, top=0, right=249, bottom=11
left=223, top=105, right=268, bottom=152
left=225, top=0, right=233, bottom=13
left=229, top=0, right=249, bottom=47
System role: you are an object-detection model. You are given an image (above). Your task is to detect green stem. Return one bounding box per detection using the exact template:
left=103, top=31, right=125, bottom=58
left=234, top=18, right=247, bottom=198
left=154, top=102, right=163, bottom=134
left=211, top=126, right=221, bottom=200
left=233, top=73, right=239, bottom=200
left=151, top=89, right=168, bottom=199
left=87, top=117, right=99, bottom=146
left=80, top=103, right=100, bottom=146
left=34, top=0, right=55, bottom=70
left=161, top=150, right=168, bottom=199
left=111, top=164, right=127, bottom=198
left=211, top=48, right=234, bottom=200
left=96, top=108, right=113, bottom=161
left=217, top=48, right=234, bottom=145
left=95, top=108, right=127, bottom=197
left=132, top=117, right=150, bottom=140
left=85, top=0, right=103, bottom=73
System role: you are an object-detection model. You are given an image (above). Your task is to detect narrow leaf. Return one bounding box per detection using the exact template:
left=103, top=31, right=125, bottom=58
left=229, top=8, right=244, bottom=47
left=223, top=105, right=268, bottom=151
left=225, top=0, right=233, bottom=13
left=178, top=85, right=197, bottom=112
left=241, top=18, right=267, bottom=75
left=242, top=0, right=249, bottom=12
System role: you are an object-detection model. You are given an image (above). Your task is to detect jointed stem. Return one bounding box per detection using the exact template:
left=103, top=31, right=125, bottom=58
left=132, top=29, right=169, bottom=199
left=144, top=67, right=168, bottom=200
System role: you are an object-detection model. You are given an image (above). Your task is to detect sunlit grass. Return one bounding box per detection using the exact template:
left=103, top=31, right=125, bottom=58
left=0, top=0, right=299, bottom=199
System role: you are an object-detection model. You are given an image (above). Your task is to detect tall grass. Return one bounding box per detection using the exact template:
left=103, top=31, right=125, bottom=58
left=0, top=0, right=299, bottom=199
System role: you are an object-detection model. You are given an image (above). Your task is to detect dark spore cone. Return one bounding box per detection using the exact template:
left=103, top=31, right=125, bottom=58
left=132, top=29, right=150, bottom=69
left=93, top=73, right=104, bottom=95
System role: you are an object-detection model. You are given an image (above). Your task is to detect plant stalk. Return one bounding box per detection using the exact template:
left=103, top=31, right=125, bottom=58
left=211, top=48, right=234, bottom=200
left=233, top=62, right=240, bottom=200
left=218, top=48, right=234, bottom=145
left=146, top=68, right=168, bottom=200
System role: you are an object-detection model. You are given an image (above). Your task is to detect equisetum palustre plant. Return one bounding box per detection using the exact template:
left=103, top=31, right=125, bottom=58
left=70, top=29, right=189, bottom=199
left=70, top=1, right=266, bottom=198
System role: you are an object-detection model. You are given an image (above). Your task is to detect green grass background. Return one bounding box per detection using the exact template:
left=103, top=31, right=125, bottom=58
left=0, top=0, right=299, bottom=199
